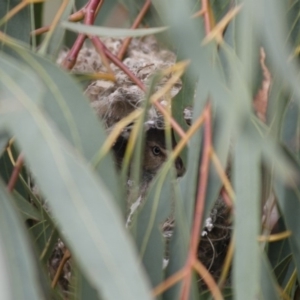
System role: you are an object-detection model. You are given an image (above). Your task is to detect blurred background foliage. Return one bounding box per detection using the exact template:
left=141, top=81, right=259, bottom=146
left=1, top=0, right=300, bottom=299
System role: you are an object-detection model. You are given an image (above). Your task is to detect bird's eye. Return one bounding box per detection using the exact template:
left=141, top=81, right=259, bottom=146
left=152, top=146, right=161, bottom=156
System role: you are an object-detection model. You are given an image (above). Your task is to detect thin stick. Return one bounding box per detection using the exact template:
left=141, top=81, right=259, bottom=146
left=68, top=9, right=85, bottom=22
left=91, top=36, right=114, bottom=74
left=221, top=188, right=233, bottom=208
left=153, top=268, right=188, bottom=296
left=117, top=0, right=152, bottom=60
left=201, top=0, right=212, bottom=34
left=51, top=249, right=71, bottom=288
left=62, top=33, right=86, bottom=69
left=31, top=25, right=50, bottom=36
left=193, top=260, right=223, bottom=300
left=7, top=153, right=24, bottom=193
left=210, top=148, right=235, bottom=202
left=61, top=0, right=102, bottom=70
left=47, top=0, right=70, bottom=35
left=172, top=110, right=206, bottom=158
left=191, top=8, right=205, bottom=19
left=85, top=0, right=101, bottom=25
left=218, top=235, right=234, bottom=288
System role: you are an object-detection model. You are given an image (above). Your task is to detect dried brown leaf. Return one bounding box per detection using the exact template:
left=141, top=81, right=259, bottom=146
left=253, top=48, right=271, bottom=123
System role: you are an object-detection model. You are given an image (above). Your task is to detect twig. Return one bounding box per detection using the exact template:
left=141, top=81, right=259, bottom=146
left=91, top=36, right=114, bottom=75
left=210, top=148, right=235, bottom=203
left=218, top=235, right=234, bottom=288
left=68, top=8, right=86, bottom=22
left=62, top=0, right=102, bottom=70
left=172, top=110, right=206, bottom=158
left=31, top=25, right=50, bottom=36
left=201, top=0, right=212, bottom=34
left=7, top=153, right=24, bottom=193
left=221, top=188, right=233, bottom=208
left=153, top=268, right=188, bottom=296
left=51, top=249, right=71, bottom=289
left=192, top=9, right=205, bottom=19
left=62, top=33, right=86, bottom=69
left=85, top=0, right=101, bottom=25
left=31, top=4, right=86, bottom=36
left=193, top=260, right=223, bottom=300
left=203, top=4, right=242, bottom=45
left=117, top=0, right=152, bottom=60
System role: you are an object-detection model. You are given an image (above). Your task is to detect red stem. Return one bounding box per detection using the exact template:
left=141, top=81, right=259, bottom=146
left=7, top=153, right=24, bottom=193
left=62, top=33, right=86, bottom=70
left=202, top=0, right=211, bottom=34
left=117, top=0, right=152, bottom=60
left=62, top=0, right=103, bottom=70
left=85, top=0, right=101, bottom=25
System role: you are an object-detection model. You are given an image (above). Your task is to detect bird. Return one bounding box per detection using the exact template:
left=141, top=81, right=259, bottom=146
left=112, top=128, right=185, bottom=181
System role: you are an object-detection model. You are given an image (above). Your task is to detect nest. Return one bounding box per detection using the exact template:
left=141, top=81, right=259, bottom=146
left=58, top=36, right=184, bottom=133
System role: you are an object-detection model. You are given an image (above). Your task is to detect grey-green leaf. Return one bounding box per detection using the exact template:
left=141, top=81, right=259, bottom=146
left=0, top=181, right=46, bottom=300
left=61, top=21, right=167, bottom=37
left=0, top=49, right=153, bottom=300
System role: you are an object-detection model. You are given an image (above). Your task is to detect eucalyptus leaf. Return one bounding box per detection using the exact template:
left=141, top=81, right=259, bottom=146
left=71, top=263, right=100, bottom=300
left=38, top=0, right=73, bottom=57
left=274, top=175, right=300, bottom=285
left=0, top=131, right=9, bottom=154
left=233, top=125, right=261, bottom=300
left=0, top=51, right=153, bottom=300
left=133, top=171, right=174, bottom=288
left=7, top=47, right=123, bottom=211
left=61, top=21, right=167, bottom=37
left=0, top=0, right=31, bottom=50
left=0, top=181, right=46, bottom=300
left=260, top=253, right=281, bottom=300
left=13, top=191, right=42, bottom=221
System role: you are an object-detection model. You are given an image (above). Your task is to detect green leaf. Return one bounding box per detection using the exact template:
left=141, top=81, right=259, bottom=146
left=233, top=124, right=261, bottom=300
left=267, top=214, right=293, bottom=286
left=0, top=131, right=9, bottom=154
left=260, top=253, right=281, bottom=300
left=133, top=171, right=173, bottom=288
left=61, top=21, right=168, bottom=37
left=0, top=181, right=46, bottom=300
left=38, top=0, right=73, bottom=58
left=262, top=0, right=300, bottom=106
left=13, top=191, right=42, bottom=221
left=164, top=179, right=197, bottom=300
left=274, top=173, right=300, bottom=285
left=30, top=221, right=58, bottom=263
left=8, top=47, right=123, bottom=211
left=0, top=0, right=31, bottom=48
left=0, top=53, right=152, bottom=300
left=71, top=266, right=100, bottom=300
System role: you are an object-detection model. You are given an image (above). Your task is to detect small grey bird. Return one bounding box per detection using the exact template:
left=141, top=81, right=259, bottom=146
left=112, top=128, right=185, bottom=181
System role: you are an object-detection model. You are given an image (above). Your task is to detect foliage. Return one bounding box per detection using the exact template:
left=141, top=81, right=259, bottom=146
left=1, top=0, right=300, bottom=299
